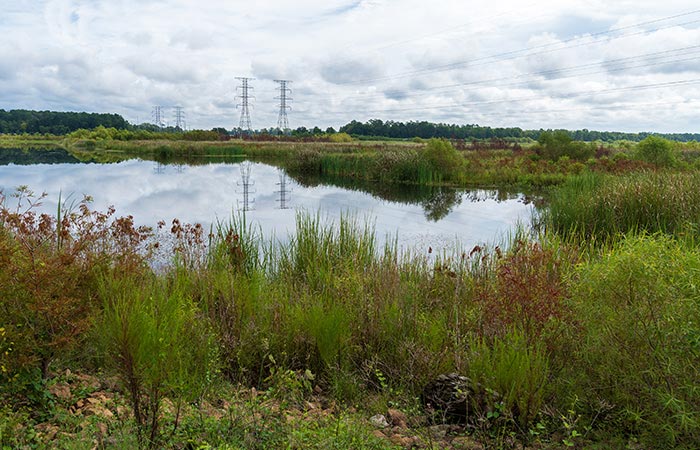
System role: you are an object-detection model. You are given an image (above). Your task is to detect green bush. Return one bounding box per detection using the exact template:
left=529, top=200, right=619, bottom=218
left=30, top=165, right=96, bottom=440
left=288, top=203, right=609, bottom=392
left=420, top=138, right=464, bottom=182
left=567, top=235, right=700, bottom=447
left=99, top=276, right=218, bottom=447
left=535, top=131, right=595, bottom=161
left=328, top=132, right=353, bottom=143
left=635, top=135, right=677, bottom=167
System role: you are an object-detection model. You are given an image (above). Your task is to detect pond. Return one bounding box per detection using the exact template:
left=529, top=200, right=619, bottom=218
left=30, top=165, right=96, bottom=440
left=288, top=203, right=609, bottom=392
left=0, top=148, right=537, bottom=254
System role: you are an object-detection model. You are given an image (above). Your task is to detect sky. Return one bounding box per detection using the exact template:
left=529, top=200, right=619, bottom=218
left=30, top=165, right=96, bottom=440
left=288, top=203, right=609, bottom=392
left=1, top=0, right=700, bottom=133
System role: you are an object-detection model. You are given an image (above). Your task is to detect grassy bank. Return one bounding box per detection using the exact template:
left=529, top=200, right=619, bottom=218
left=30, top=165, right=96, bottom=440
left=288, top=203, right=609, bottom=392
left=2, top=178, right=700, bottom=448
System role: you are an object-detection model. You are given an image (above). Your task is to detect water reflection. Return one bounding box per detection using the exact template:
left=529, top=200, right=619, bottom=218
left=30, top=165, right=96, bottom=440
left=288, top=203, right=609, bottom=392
left=0, top=150, right=536, bottom=251
left=276, top=170, right=292, bottom=210
left=237, top=162, right=255, bottom=211
left=0, top=147, right=81, bottom=165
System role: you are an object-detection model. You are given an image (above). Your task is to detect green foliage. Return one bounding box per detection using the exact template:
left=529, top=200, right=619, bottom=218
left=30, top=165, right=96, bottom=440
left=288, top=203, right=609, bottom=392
left=466, top=330, right=550, bottom=430
left=0, top=188, right=151, bottom=397
left=328, top=132, right=353, bottom=143
left=99, top=276, right=218, bottom=447
left=535, top=131, right=595, bottom=161
left=635, top=135, right=678, bottom=167
left=420, top=138, right=464, bottom=182
left=548, top=171, right=700, bottom=241
left=0, top=109, right=127, bottom=135
left=568, top=235, right=700, bottom=447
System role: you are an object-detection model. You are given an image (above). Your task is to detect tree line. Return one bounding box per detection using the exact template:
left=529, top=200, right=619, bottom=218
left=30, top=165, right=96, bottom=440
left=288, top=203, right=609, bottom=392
left=338, top=119, right=700, bottom=142
left=2, top=109, right=698, bottom=143
left=0, top=109, right=128, bottom=135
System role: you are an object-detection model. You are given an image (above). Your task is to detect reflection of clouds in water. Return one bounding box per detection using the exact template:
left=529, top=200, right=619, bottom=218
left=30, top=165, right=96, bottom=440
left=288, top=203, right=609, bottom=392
left=0, top=160, right=534, bottom=251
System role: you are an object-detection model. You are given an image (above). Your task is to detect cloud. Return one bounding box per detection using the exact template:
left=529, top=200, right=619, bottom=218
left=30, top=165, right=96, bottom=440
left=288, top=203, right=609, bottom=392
left=320, top=58, right=385, bottom=85
left=0, top=0, right=699, bottom=132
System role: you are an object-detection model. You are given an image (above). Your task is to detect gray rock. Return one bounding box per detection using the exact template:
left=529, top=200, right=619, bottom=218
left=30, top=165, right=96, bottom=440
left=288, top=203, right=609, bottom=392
left=421, top=373, right=500, bottom=424
left=370, top=413, right=390, bottom=428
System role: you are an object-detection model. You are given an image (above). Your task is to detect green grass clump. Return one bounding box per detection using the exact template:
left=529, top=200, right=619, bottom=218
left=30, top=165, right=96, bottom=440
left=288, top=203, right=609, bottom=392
left=548, top=171, right=700, bottom=241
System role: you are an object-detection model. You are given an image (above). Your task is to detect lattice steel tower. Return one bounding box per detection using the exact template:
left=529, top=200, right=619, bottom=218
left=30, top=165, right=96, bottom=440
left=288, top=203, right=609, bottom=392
left=235, top=77, right=255, bottom=132
left=173, top=106, right=186, bottom=130
left=151, top=106, right=164, bottom=129
left=274, top=80, right=292, bottom=133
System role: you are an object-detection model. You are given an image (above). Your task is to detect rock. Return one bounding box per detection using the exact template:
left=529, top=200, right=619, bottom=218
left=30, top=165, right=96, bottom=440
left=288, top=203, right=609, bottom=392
left=116, top=405, right=131, bottom=419
left=76, top=373, right=100, bottom=390
left=389, top=434, right=414, bottom=447
left=95, top=422, right=108, bottom=437
left=370, top=414, right=389, bottom=428
left=387, top=408, right=408, bottom=429
left=422, top=373, right=500, bottom=425
left=49, top=383, right=72, bottom=401
left=36, top=423, right=59, bottom=441
left=200, top=400, right=224, bottom=420
left=84, top=405, right=114, bottom=420
left=372, top=430, right=387, bottom=439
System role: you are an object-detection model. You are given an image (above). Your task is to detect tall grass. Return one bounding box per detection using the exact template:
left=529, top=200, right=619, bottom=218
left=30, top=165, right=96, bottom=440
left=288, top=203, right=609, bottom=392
left=4, top=187, right=700, bottom=447
left=548, top=171, right=700, bottom=241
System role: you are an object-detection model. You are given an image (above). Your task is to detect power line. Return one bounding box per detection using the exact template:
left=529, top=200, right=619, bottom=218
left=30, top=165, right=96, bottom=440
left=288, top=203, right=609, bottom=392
left=318, top=77, right=700, bottom=116
left=333, top=9, right=700, bottom=85
left=330, top=1, right=548, bottom=65
left=326, top=44, right=700, bottom=104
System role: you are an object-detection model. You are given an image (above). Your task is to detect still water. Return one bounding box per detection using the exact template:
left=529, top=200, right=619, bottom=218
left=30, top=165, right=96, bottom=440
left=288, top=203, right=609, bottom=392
left=0, top=152, right=536, bottom=253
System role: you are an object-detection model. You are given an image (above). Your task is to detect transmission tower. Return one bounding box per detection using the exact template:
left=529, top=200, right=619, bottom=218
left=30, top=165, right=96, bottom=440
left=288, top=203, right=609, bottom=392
left=235, top=77, right=255, bottom=133
left=173, top=106, right=186, bottom=130
left=151, top=106, right=164, bottom=129
left=274, top=80, right=292, bottom=134
left=275, top=170, right=292, bottom=209
left=237, top=162, right=256, bottom=211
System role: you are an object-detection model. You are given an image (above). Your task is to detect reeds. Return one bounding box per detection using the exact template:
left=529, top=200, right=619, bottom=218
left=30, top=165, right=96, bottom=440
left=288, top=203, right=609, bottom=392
left=548, top=171, right=700, bottom=241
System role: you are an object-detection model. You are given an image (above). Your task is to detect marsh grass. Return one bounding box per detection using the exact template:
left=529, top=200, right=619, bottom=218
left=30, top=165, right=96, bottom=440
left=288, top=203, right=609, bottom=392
left=4, top=183, right=700, bottom=447
left=548, top=171, right=700, bottom=241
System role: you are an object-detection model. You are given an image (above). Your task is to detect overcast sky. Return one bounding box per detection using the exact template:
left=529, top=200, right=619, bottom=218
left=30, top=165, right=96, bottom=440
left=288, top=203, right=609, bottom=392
left=2, top=0, right=700, bottom=132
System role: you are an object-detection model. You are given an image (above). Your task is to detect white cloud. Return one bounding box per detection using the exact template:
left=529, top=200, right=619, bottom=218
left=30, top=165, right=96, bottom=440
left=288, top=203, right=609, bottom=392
left=0, top=0, right=699, bottom=132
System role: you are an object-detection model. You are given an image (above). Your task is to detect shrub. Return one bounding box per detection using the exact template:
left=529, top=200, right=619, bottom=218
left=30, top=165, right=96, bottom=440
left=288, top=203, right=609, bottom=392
left=535, top=131, right=595, bottom=161
left=476, top=240, right=572, bottom=344
left=328, top=132, right=353, bottom=143
left=0, top=188, right=151, bottom=396
left=635, top=135, right=677, bottom=167
left=567, top=235, right=700, bottom=447
left=99, top=276, right=218, bottom=448
left=420, top=138, right=464, bottom=182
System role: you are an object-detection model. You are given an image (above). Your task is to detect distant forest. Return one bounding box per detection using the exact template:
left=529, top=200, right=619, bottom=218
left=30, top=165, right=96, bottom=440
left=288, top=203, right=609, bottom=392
left=1, top=109, right=698, bottom=142
left=338, top=119, right=700, bottom=142
left=0, top=109, right=127, bottom=135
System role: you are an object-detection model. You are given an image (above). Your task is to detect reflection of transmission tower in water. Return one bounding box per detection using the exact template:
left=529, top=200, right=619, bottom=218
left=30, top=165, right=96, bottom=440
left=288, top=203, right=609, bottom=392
left=235, top=77, right=254, bottom=133
left=237, top=162, right=255, bottom=211
left=153, top=161, right=166, bottom=174
left=275, top=170, right=292, bottom=209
